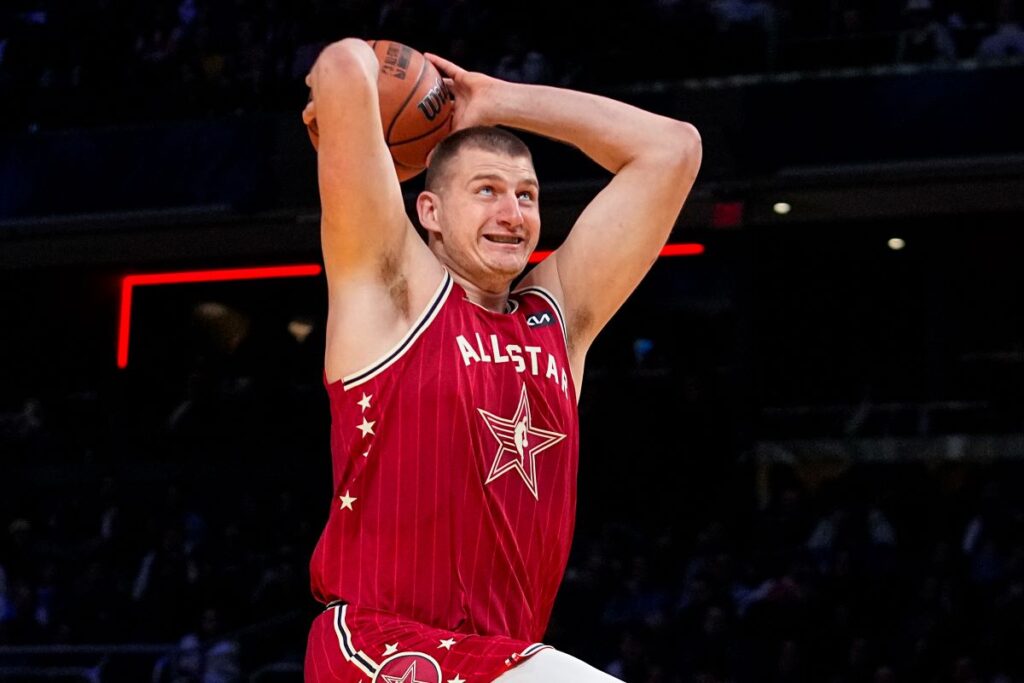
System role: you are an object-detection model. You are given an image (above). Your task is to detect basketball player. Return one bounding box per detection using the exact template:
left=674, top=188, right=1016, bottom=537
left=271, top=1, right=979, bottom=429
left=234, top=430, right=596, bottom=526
left=301, top=38, right=701, bottom=683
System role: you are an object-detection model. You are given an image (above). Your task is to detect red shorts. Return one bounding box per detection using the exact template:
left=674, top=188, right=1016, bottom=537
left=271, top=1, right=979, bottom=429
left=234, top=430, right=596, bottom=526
left=305, top=603, right=551, bottom=683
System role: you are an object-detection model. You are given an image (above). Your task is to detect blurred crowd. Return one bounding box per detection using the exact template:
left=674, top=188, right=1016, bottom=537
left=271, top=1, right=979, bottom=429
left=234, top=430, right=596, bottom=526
left=1, top=0, right=1023, bottom=128
left=3, top=365, right=1024, bottom=682
left=3, top=2, right=1023, bottom=681
left=554, top=464, right=1024, bottom=683
left=2, top=296, right=1024, bottom=680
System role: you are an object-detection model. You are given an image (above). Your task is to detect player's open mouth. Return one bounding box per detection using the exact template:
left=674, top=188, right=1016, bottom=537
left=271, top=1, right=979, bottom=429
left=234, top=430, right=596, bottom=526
left=483, top=235, right=523, bottom=245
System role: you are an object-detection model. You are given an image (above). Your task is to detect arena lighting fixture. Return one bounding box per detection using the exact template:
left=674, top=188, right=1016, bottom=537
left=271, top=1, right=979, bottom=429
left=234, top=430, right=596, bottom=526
left=888, top=238, right=906, bottom=250
left=773, top=202, right=792, bottom=215
left=117, top=244, right=704, bottom=368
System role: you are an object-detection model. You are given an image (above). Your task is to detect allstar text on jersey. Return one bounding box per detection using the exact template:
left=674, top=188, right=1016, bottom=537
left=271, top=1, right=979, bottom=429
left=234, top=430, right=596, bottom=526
left=455, top=333, right=570, bottom=398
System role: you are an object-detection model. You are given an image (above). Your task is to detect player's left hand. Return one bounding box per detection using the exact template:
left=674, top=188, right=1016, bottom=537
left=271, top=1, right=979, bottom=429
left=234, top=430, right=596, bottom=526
left=423, top=53, right=499, bottom=133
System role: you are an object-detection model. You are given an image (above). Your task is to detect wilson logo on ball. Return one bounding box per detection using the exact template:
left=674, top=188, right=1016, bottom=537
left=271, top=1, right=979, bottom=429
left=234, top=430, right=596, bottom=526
left=417, top=79, right=452, bottom=121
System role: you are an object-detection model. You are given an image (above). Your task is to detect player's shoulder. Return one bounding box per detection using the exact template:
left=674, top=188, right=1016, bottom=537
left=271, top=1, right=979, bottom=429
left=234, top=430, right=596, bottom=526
left=323, top=243, right=447, bottom=383
left=513, top=258, right=570, bottom=341
left=516, top=251, right=596, bottom=369
left=514, top=256, right=566, bottom=313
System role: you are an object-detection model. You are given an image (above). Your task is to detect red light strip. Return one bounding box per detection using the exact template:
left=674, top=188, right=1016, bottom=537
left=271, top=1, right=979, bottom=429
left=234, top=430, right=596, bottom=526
left=117, top=264, right=323, bottom=369
left=117, top=245, right=703, bottom=368
left=528, top=242, right=703, bottom=263
left=660, top=243, right=705, bottom=257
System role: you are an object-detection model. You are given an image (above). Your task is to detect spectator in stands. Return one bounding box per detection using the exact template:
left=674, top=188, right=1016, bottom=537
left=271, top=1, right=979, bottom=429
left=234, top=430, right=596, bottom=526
left=896, top=0, right=958, bottom=63
left=133, top=5, right=183, bottom=70
left=961, top=481, right=1013, bottom=588
left=0, top=398, right=44, bottom=450
left=0, top=564, right=11, bottom=636
left=707, top=0, right=780, bottom=72
left=603, top=629, right=650, bottom=682
left=0, top=21, right=7, bottom=73
left=152, top=613, right=241, bottom=683
left=493, top=32, right=552, bottom=84
left=131, top=518, right=204, bottom=640
left=975, top=0, right=1024, bottom=59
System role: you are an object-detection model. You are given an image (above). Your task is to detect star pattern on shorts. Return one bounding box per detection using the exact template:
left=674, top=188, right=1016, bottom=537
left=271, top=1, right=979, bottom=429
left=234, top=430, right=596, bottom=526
left=438, top=638, right=456, bottom=650
left=478, top=384, right=566, bottom=500
left=381, top=661, right=428, bottom=683
left=357, top=393, right=372, bottom=412
left=447, top=675, right=465, bottom=683
left=338, top=491, right=356, bottom=510
left=383, top=642, right=399, bottom=656
left=357, top=417, right=376, bottom=437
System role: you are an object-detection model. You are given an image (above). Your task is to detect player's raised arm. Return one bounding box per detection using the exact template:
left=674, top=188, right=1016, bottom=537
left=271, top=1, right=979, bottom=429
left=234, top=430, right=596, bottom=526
left=305, top=38, right=413, bottom=276
left=308, top=40, right=446, bottom=385
left=427, top=54, right=701, bottom=360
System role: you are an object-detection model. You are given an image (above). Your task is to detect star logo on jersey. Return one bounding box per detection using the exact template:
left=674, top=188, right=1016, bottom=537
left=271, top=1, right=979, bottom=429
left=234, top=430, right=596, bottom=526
left=357, top=417, right=376, bottom=437
left=381, top=661, right=428, bottom=683
left=374, top=652, right=442, bottom=683
left=478, top=384, right=566, bottom=500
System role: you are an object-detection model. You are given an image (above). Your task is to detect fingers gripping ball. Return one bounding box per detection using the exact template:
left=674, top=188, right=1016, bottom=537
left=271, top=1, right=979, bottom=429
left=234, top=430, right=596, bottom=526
left=368, top=39, right=454, bottom=181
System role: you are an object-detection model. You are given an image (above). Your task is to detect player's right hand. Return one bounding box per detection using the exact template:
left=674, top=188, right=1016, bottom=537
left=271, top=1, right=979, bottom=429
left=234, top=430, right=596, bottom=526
left=423, top=53, right=498, bottom=133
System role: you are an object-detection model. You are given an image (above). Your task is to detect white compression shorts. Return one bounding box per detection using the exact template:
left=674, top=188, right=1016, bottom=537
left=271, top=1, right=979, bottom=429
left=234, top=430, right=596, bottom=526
left=493, top=648, right=626, bottom=683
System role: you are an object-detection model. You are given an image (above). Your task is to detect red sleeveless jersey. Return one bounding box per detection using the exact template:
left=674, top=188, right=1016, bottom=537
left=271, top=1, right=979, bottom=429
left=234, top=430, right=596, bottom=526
left=310, top=271, right=580, bottom=644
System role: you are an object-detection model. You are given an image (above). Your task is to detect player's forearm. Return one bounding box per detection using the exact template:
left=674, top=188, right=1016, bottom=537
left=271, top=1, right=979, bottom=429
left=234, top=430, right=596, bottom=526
left=485, top=81, right=700, bottom=175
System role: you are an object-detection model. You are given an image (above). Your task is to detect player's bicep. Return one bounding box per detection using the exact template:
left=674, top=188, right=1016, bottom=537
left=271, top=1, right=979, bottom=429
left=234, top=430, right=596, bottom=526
left=553, top=129, right=701, bottom=349
left=313, top=40, right=410, bottom=275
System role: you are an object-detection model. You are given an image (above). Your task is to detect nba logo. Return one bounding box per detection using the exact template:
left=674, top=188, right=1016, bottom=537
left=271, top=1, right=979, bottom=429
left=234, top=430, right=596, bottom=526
left=374, top=652, right=442, bottom=683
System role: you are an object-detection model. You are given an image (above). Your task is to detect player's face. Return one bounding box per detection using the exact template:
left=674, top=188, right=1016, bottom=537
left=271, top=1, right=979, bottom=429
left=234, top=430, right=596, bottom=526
left=433, top=148, right=540, bottom=285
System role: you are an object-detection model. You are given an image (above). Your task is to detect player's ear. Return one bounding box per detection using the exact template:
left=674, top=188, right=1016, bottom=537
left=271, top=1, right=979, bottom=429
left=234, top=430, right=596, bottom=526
left=416, top=191, right=442, bottom=237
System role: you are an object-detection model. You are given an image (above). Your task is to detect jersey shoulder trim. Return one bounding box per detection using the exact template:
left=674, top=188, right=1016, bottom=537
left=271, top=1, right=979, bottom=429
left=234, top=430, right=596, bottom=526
left=341, top=271, right=453, bottom=390
left=511, top=286, right=568, bottom=350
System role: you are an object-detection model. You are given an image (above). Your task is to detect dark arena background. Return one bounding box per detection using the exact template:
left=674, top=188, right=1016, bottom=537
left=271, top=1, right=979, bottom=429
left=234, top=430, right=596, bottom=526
left=3, top=2, right=1024, bottom=681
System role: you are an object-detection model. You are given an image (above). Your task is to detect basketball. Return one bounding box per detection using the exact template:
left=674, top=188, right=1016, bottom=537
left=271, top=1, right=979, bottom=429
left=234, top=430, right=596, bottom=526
left=369, top=39, right=454, bottom=181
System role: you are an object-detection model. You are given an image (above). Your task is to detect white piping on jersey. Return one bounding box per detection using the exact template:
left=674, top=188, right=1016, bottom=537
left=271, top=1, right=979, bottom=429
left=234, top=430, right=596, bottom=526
left=511, top=286, right=569, bottom=351
left=342, top=271, right=453, bottom=390
left=504, top=643, right=554, bottom=668
left=520, top=643, right=554, bottom=658
left=332, top=604, right=379, bottom=677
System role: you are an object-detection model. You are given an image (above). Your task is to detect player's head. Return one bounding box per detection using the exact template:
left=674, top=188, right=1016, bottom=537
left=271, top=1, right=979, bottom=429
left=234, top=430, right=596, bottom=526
left=416, top=127, right=539, bottom=290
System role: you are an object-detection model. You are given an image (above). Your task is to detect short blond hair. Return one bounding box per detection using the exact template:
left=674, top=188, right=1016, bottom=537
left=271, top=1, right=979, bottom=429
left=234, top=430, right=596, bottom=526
left=425, top=126, right=533, bottom=193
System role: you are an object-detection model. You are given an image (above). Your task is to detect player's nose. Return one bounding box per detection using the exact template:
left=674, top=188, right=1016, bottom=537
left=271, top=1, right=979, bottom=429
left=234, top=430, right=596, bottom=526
left=494, top=192, right=524, bottom=228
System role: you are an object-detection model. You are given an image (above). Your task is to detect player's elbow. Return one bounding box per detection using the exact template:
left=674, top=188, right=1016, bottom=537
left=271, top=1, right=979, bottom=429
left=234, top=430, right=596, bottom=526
left=660, top=121, right=702, bottom=177
left=315, top=39, right=378, bottom=89
left=674, top=121, right=702, bottom=152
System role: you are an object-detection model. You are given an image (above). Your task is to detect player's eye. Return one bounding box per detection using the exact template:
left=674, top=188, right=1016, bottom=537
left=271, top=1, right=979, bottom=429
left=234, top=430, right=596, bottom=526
left=477, top=185, right=494, bottom=196
left=517, top=191, right=535, bottom=201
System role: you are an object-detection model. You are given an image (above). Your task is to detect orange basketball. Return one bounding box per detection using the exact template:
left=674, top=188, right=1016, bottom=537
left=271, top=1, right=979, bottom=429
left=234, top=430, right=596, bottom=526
left=368, top=39, right=454, bottom=181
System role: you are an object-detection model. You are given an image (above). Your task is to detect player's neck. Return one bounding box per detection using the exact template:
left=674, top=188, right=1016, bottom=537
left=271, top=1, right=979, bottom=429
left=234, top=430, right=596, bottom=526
left=450, top=271, right=511, bottom=314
